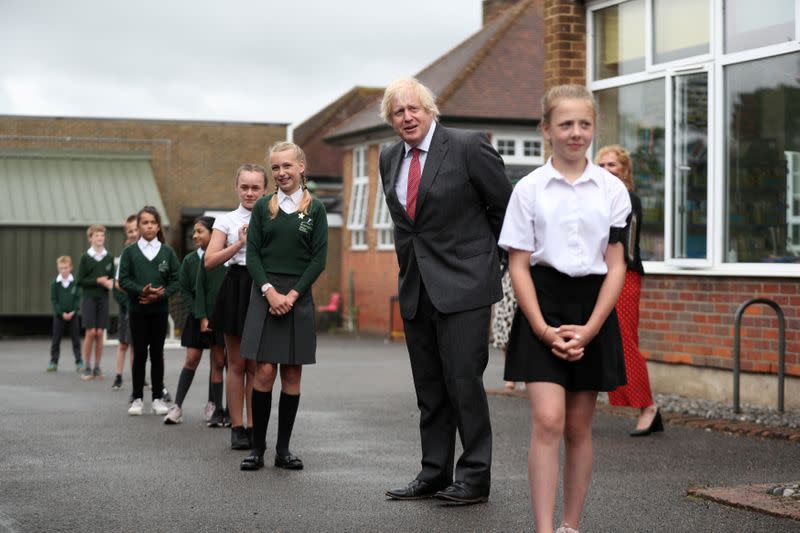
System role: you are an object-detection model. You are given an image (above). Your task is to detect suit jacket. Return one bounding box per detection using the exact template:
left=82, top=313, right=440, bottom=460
left=379, top=124, right=513, bottom=319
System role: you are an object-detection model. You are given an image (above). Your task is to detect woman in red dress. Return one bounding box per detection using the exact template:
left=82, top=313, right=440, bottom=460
left=596, top=145, right=662, bottom=437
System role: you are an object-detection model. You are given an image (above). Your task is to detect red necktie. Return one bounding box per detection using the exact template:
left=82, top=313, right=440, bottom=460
left=406, top=148, right=421, bottom=219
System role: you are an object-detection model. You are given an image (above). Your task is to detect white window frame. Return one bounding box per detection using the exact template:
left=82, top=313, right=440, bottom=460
left=347, top=146, right=369, bottom=251
left=586, top=0, right=800, bottom=277
left=373, top=143, right=395, bottom=250
left=490, top=133, right=545, bottom=165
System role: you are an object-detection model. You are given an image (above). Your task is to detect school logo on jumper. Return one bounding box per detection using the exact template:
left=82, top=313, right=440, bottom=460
left=298, top=216, right=313, bottom=234
left=158, top=260, right=170, bottom=273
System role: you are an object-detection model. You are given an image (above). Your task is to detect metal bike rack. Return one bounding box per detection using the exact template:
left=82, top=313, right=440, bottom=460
left=732, top=298, right=786, bottom=413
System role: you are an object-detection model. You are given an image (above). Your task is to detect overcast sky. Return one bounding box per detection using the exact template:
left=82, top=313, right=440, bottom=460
left=0, top=1, right=482, bottom=128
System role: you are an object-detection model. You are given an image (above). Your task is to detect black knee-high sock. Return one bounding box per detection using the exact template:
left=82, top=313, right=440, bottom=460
left=211, top=381, right=223, bottom=412
left=276, top=392, right=300, bottom=456
left=175, top=367, right=195, bottom=407
left=251, top=389, right=272, bottom=455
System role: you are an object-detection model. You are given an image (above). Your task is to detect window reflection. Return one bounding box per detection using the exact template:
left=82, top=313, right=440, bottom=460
left=725, top=52, right=800, bottom=263
left=725, top=0, right=794, bottom=54
left=593, top=0, right=645, bottom=80
left=654, top=0, right=710, bottom=64
left=596, top=79, right=666, bottom=260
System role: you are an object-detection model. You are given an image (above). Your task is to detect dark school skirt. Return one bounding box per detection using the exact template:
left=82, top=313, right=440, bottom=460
left=504, top=265, right=626, bottom=392
left=240, top=273, right=316, bottom=365
left=211, top=265, right=251, bottom=337
left=181, top=313, right=224, bottom=349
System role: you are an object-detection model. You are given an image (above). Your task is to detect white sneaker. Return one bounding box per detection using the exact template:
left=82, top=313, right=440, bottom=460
left=163, top=404, right=183, bottom=424
left=203, top=401, right=216, bottom=422
left=152, top=398, right=170, bottom=416
left=128, top=398, right=144, bottom=416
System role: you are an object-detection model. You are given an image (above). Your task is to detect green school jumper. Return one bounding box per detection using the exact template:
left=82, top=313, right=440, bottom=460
left=246, top=194, right=328, bottom=295
left=76, top=251, right=114, bottom=301
left=118, top=244, right=180, bottom=314
left=51, top=277, right=81, bottom=316
left=194, top=261, right=227, bottom=320
left=178, top=250, right=202, bottom=315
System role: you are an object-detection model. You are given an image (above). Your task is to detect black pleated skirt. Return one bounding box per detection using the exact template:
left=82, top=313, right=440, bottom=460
left=240, top=273, right=316, bottom=365
left=211, top=265, right=251, bottom=337
left=181, top=313, right=225, bottom=349
left=504, top=265, right=626, bottom=392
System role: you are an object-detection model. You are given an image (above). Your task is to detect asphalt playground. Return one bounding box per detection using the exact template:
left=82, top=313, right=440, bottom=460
left=0, top=335, right=798, bottom=532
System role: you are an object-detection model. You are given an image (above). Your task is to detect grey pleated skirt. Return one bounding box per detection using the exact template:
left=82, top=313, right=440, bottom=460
left=240, top=273, right=317, bottom=365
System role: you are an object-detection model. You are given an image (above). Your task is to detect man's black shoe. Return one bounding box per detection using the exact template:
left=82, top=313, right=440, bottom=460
left=240, top=451, right=264, bottom=471
left=434, top=481, right=489, bottom=505
left=385, top=479, right=447, bottom=500
left=274, top=452, right=303, bottom=470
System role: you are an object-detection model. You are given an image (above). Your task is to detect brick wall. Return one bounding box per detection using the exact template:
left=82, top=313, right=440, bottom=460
left=640, top=275, right=800, bottom=378
left=542, top=0, right=586, bottom=89
left=0, top=116, right=286, bottom=248
left=339, top=144, right=400, bottom=334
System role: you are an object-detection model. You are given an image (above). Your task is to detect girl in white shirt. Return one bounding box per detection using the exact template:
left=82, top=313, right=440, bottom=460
left=204, top=164, right=267, bottom=450
left=498, top=85, right=631, bottom=533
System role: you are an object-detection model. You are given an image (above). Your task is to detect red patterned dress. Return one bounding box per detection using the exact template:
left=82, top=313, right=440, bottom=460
left=607, top=192, right=654, bottom=408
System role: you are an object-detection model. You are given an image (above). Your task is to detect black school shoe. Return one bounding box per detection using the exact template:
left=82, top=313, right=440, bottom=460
left=230, top=426, right=250, bottom=450
left=207, top=408, right=225, bottom=428
left=240, top=451, right=264, bottom=471
left=274, top=452, right=303, bottom=470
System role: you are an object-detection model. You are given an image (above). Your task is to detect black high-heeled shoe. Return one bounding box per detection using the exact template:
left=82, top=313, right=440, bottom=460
left=630, top=409, right=664, bottom=437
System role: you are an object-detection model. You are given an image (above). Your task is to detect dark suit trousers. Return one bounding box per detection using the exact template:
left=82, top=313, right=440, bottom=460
left=403, top=283, right=492, bottom=491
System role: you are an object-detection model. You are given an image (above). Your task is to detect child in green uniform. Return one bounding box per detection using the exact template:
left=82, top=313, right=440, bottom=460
left=48, top=256, right=82, bottom=372
left=112, top=215, right=139, bottom=390
left=194, top=220, right=229, bottom=427
left=240, top=141, right=328, bottom=471
left=119, top=206, right=180, bottom=416
left=164, top=216, right=227, bottom=425
left=76, top=224, right=115, bottom=380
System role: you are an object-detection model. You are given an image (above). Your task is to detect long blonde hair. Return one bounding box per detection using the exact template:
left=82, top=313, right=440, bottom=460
left=267, top=141, right=312, bottom=219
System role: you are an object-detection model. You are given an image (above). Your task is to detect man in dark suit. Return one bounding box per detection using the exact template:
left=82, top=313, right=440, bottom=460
left=379, top=77, right=512, bottom=505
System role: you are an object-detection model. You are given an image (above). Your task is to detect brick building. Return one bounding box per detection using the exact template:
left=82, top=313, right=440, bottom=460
left=322, top=0, right=800, bottom=407
left=326, top=0, right=544, bottom=334
left=0, top=115, right=286, bottom=323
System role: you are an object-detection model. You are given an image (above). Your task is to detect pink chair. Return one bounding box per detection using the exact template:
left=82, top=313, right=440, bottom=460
left=318, top=292, right=341, bottom=331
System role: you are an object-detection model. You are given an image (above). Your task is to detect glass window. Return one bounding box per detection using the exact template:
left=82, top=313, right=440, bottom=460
left=672, top=72, right=709, bottom=260
left=347, top=147, right=369, bottom=250
left=724, top=0, right=795, bottom=54
left=592, top=0, right=645, bottom=80
left=497, top=139, right=515, bottom=156
left=523, top=140, right=542, bottom=157
left=725, top=52, right=800, bottom=263
left=654, top=0, right=710, bottom=64
left=373, top=146, right=394, bottom=250
left=595, top=79, right=666, bottom=261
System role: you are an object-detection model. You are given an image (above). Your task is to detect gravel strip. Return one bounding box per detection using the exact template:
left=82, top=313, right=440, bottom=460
left=598, top=392, right=800, bottom=429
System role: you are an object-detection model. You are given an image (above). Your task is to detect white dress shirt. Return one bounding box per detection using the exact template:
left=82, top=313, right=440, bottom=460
left=499, top=158, right=631, bottom=277
left=278, top=187, right=304, bottom=214
left=394, top=121, right=436, bottom=207
left=87, top=247, right=108, bottom=261
left=56, top=273, right=75, bottom=288
left=212, top=204, right=251, bottom=266
left=137, top=237, right=162, bottom=261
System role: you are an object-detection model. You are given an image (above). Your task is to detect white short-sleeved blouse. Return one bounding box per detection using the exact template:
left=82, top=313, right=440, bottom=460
left=499, top=158, right=631, bottom=277
left=212, top=204, right=251, bottom=266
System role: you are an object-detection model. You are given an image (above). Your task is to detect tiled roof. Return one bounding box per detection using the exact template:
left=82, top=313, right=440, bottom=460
left=293, top=86, right=383, bottom=177
left=326, top=0, right=542, bottom=142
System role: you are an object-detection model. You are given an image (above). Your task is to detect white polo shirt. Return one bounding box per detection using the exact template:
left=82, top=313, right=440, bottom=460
left=498, top=157, right=631, bottom=277
left=212, top=204, right=251, bottom=266
left=278, top=187, right=304, bottom=214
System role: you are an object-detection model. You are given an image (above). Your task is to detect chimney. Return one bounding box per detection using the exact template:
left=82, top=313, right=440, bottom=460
left=483, top=0, right=519, bottom=25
